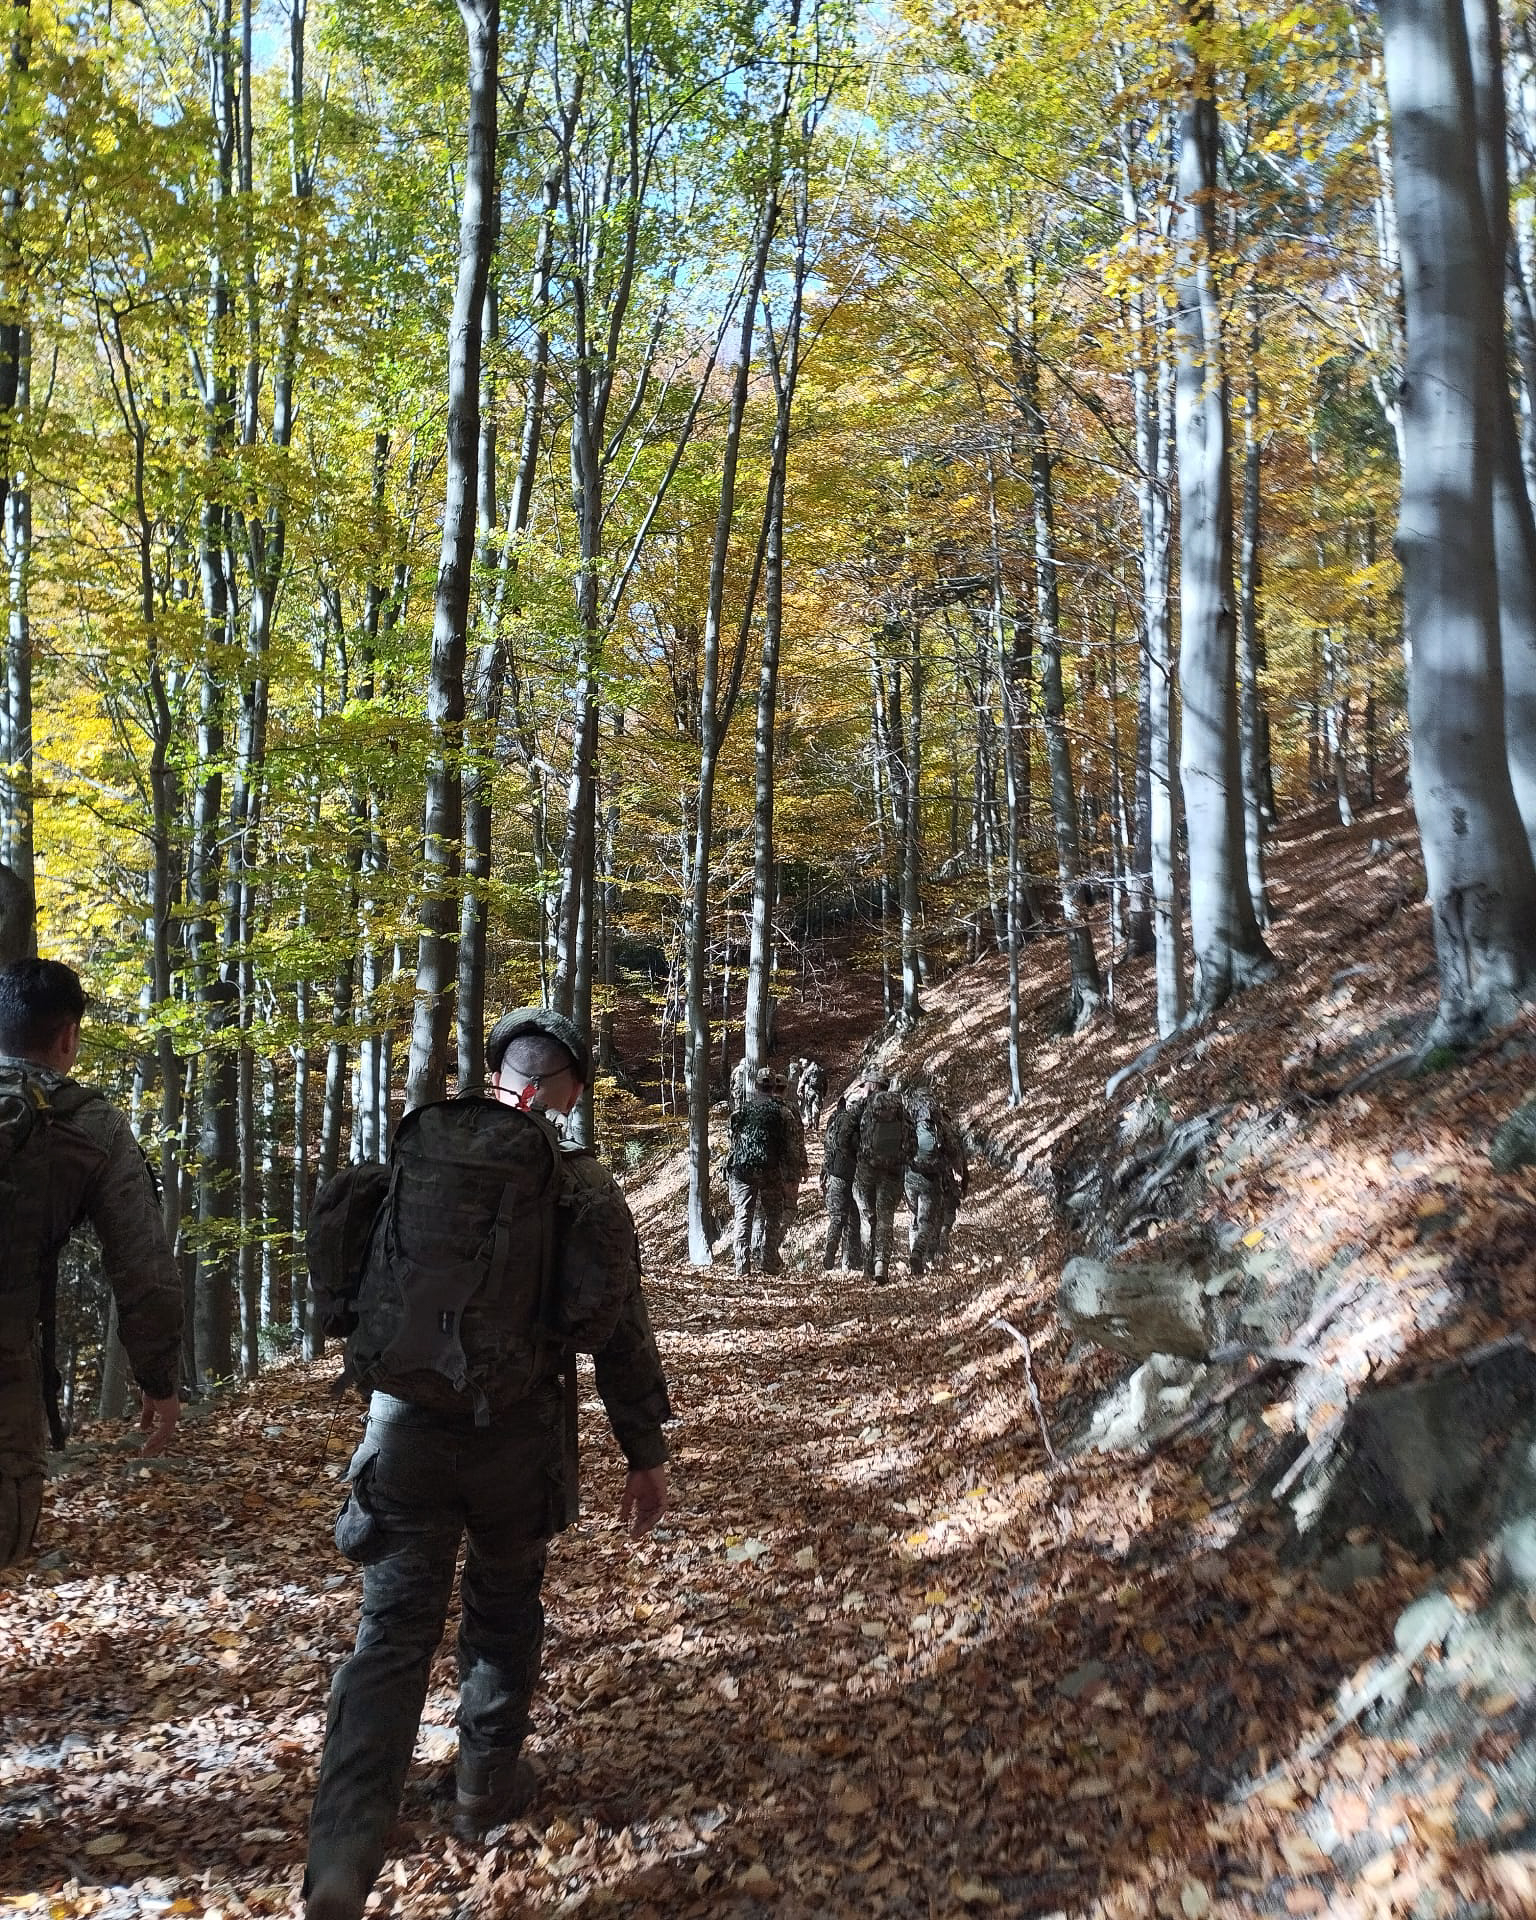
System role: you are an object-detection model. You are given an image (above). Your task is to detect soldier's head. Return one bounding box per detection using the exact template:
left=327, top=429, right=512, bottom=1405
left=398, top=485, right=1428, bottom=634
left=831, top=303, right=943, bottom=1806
left=756, top=1065, right=788, bottom=1095
left=0, top=958, right=86, bottom=1072
left=486, top=1007, right=591, bottom=1117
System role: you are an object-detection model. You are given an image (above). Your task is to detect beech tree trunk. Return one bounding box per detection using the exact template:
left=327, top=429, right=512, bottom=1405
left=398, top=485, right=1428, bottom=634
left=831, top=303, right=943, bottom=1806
left=1238, top=307, right=1271, bottom=925
left=1464, top=0, right=1536, bottom=865
left=1172, top=0, right=1273, bottom=1020
left=404, top=0, right=498, bottom=1113
left=1011, top=270, right=1101, bottom=1028
left=1380, top=0, right=1536, bottom=1034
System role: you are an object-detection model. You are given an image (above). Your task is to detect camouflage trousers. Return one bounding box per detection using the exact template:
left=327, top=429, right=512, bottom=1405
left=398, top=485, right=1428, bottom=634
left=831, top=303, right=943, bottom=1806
left=307, top=1392, right=560, bottom=1894
left=0, top=1316, right=44, bottom=1568
left=905, top=1173, right=955, bottom=1276
left=854, top=1170, right=904, bottom=1283
left=728, top=1175, right=792, bottom=1275
left=821, top=1176, right=863, bottom=1270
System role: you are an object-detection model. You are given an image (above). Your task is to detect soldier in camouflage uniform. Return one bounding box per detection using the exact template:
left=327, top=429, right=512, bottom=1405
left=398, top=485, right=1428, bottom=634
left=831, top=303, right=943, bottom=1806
left=853, top=1074, right=917, bottom=1285
left=903, top=1084, right=969, bottom=1276
left=726, top=1068, right=808, bottom=1277
left=0, top=960, right=182, bottom=1566
left=820, top=1091, right=864, bottom=1271
left=305, top=1009, right=671, bottom=1920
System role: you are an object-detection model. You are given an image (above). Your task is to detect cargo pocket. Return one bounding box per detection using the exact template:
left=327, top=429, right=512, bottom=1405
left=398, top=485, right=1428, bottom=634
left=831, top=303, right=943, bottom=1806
left=334, top=1441, right=388, bottom=1565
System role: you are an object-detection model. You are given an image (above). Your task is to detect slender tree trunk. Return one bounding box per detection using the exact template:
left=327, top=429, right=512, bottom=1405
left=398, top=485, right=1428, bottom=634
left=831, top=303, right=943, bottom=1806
left=405, top=0, right=499, bottom=1111
left=1464, top=0, right=1536, bottom=864
left=1011, top=274, right=1102, bottom=1026
left=1238, top=306, right=1271, bottom=925
left=1, top=327, right=31, bottom=888
left=1380, top=0, right=1536, bottom=1033
left=1172, top=0, right=1273, bottom=1019
left=192, top=0, right=238, bottom=1390
left=0, top=0, right=29, bottom=546
left=683, top=177, right=780, bottom=1264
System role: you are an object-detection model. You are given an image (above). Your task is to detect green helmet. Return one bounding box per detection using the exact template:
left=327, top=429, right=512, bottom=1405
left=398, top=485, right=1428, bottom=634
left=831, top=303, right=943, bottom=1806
left=485, top=1006, right=592, bottom=1086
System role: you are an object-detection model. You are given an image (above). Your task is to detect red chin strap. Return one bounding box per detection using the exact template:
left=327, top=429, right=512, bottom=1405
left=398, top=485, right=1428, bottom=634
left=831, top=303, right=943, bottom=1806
left=517, top=1082, right=542, bottom=1112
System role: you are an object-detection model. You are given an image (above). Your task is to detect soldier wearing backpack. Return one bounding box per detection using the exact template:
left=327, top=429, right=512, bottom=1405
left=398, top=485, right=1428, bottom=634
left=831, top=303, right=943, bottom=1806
left=725, top=1067, right=808, bottom=1277
left=904, top=1085, right=969, bottom=1276
left=820, top=1090, right=864, bottom=1271
left=799, top=1058, right=827, bottom=1131
left=303, top=1008, right=671, bottom=1920
left=853, top=1074, right=917, bottom=1285
left=0, top=960, right=183, bottom=1565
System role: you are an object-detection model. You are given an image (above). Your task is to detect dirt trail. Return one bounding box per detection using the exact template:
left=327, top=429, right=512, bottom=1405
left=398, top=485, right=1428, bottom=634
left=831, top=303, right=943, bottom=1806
left=6, top=776, right=1536, bottom=1916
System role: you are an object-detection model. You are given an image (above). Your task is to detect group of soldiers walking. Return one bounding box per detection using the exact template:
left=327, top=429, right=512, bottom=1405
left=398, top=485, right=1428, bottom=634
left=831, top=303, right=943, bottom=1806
left=724, top=1060, right=968, bottom=1285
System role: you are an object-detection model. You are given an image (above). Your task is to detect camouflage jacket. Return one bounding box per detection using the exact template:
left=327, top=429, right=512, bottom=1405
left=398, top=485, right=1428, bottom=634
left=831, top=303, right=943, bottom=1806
left=560, top=1146, right=672, bottom=1472
left=0, top=1055, right=183, bottom=1399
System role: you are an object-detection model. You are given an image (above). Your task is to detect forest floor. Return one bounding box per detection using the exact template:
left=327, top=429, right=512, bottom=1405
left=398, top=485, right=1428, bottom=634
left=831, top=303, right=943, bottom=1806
left=5, top=775, right=1536, bottom=1918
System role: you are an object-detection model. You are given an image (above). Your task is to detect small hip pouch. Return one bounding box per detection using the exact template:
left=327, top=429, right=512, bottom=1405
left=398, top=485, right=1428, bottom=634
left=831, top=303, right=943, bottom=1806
left=334, top=1444, right=388, bottom=1565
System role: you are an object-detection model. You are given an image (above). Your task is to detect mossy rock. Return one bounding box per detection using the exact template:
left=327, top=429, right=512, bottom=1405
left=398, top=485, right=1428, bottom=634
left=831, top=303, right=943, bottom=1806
left=1491, top=1094, right=1536, bottom=1173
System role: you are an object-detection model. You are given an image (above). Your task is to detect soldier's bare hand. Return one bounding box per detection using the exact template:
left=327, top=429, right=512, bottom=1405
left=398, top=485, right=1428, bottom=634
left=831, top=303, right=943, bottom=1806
left=619, top=1466, right=668, bottom=1539
left=138, top=1393, right=180, bottom=1456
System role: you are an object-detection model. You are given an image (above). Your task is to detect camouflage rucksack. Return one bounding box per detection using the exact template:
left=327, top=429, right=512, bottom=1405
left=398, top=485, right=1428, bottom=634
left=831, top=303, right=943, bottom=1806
left=823, top=1102, right=860, bottom=1182
left=729, top=1097, right=791, bottom=1182
left=909, top=1097, right=944, bottom=1174
left=858, top=1089, right=914, bottom=1178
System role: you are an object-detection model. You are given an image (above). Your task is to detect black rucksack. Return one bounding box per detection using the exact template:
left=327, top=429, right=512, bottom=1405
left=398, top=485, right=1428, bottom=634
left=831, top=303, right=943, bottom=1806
left=730, top=1097, right=791, bottom=1181
left=858, top=1089, right=913, bottom=1177
left=308, top=1098, right=632, bottom=1421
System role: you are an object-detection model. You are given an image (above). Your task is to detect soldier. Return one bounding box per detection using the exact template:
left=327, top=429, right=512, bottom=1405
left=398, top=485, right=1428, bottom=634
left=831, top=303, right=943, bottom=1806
left=904, top=1084, right=969, bottom=1276
left=820, top=1090, right=863, bottom=1271
left=304, top=1008, right=671, bottom=1920
left=0, top=959, right=183, bottom=1565
left=853, top=1074, right=917, bottom=1286
left=725, top=1067, right=808, bottom=1277
left=728, top=1055, right=755, bottom=1112
left=799, top=1059, right=827, bottom=1131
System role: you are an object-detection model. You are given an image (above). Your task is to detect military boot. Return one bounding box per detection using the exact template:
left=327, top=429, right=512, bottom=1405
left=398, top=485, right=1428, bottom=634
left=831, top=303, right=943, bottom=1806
left=303, top=1843, right=376, bottom=1920
left=453, top=1750, right=539, bottom=1842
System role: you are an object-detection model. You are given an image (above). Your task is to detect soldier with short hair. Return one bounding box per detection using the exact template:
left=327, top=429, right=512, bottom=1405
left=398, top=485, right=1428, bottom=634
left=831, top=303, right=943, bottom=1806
left=0, top=959, right=183, bottom=1566
left=853, top=1074, right=917, bottom=1285
left=303, top=1008, right=671, bottom=1920
left=820, top=1090, right=863, bottom=1271
left=725, top=1067, right=808, bottom=1277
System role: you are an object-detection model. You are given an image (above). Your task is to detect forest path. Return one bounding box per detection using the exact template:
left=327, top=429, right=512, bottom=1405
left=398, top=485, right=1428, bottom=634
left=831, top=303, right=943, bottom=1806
left=2, top=1150, right=1419, bottom=1920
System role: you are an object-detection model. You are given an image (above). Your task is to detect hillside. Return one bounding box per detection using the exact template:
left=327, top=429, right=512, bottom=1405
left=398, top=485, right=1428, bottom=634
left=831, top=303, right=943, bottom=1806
left=5, top=780, right=1536, bottom=1919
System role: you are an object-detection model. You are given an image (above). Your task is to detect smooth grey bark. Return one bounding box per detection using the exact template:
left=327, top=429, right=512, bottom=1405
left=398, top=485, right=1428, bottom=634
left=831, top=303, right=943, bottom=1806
left=1380, top=0, right=1536, bottom=1032
left=404, top=0, right=499, bottom=1113
left=1237, top=308, right=1271, bottom=925
left=985, top=459, right=1025, bottom=1102
left=898, top=617, right=924, bottom=1023
left=682, top=172, right=781, bottom=1265
left=549, top=15, right=726, bottom=1049
left=1010, top=278, right=1102, bottom=1028
left=1464, top=0, right=1536, bottom=864
left=743, top=227, right=810, bottom=1078
left=192, top=0, right=237, bottom=1390
left=1172, top=0, right=1273, bottom=1020
left=458, top=148, right=558, bottom=1091
left=1115, top=90, right=1184, bottom=1022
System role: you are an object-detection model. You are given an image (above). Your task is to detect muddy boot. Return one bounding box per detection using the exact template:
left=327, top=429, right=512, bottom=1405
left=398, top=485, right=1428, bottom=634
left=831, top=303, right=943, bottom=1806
left=453, top=1751, right=539, bottom=1842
